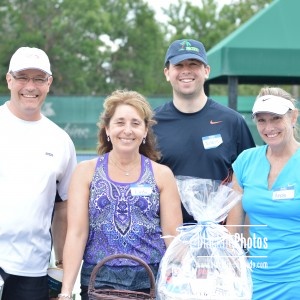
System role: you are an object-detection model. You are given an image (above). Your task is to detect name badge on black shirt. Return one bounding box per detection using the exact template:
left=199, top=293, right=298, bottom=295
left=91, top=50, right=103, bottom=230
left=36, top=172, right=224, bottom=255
left=202, top=134, right=223, bottom=149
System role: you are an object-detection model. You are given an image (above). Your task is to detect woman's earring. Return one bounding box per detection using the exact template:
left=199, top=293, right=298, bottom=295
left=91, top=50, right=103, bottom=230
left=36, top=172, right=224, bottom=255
left=107, top=136, right=110, bottom=142
left=142, top=137, right=146, bottom=144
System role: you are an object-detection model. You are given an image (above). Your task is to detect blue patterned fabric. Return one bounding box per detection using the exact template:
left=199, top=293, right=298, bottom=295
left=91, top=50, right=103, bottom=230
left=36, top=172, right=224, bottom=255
left=81, top=153, right=166, bottom=290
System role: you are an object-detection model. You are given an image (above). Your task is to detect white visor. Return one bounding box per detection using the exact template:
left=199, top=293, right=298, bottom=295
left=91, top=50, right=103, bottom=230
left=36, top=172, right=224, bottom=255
left=252, top=95, right=295, bottom=117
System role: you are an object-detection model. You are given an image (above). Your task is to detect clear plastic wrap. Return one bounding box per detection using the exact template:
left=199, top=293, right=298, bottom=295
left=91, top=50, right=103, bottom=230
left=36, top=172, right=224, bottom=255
left=156, top=177, right=252, bottom=300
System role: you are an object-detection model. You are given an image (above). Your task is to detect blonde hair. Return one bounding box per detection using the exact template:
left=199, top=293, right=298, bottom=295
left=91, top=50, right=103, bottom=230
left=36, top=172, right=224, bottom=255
left=97, top=90, right=161, bottom=161
left=256, top=87, right=299, bottom=140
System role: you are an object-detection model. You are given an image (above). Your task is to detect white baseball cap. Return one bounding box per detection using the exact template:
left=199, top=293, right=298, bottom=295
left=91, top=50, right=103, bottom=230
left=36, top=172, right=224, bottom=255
left=8, top=47, right=52, bottom=75
left=252, top=95, right=295, bottom=117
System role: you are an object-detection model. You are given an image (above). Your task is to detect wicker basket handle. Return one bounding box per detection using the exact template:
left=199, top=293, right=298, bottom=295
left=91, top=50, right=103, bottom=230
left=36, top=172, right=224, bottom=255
left=88, top=253, right=156, bottom=297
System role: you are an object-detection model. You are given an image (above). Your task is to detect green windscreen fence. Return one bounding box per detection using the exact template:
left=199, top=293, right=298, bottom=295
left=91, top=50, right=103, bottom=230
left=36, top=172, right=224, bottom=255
left=0, top=95, right=263, bottom=152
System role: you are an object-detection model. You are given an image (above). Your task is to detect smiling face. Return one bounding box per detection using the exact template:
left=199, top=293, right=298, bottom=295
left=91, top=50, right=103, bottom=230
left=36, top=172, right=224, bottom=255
left=255, top=111, right=298, bottom=147
left=6, top=69, right=52, bottom=121
left=164, top=59, right=210, bottom=98
left=106, top=104, right=148, bottom=154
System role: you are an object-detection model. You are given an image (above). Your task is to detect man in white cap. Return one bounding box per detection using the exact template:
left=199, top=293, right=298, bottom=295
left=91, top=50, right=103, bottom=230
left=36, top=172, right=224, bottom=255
left=0, top=47, right=77, bottom=300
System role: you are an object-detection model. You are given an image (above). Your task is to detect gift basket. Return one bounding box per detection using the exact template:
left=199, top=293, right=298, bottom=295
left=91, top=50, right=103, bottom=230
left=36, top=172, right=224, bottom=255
left=88, top=253, right=156, bottom=299
left=156, top=177, right=252, bottom=300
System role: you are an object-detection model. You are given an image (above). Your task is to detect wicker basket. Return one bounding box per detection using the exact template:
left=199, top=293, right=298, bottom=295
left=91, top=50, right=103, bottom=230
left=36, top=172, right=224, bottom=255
left=88, top=254, right=156, bottom=299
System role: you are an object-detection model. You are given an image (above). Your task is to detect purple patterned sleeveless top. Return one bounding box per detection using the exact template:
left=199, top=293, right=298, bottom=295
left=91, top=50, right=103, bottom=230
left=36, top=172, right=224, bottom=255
left=83, top=153, right=166, bottom=266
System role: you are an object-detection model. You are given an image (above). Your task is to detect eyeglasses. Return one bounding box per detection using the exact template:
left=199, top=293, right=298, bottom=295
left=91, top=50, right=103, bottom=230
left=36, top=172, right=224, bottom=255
left=10, top=72, right=50, bottom=86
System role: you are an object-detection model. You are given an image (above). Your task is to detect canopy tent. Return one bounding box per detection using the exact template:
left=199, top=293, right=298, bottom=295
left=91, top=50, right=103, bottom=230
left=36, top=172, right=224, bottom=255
left=205, top=0, right=300, bottom=109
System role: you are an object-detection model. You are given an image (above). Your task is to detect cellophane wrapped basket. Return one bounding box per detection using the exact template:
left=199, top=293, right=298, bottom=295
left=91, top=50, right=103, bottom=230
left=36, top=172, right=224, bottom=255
left=88, top=254, right=156, bottom=300
left=156, top=177, right=252, bottom=300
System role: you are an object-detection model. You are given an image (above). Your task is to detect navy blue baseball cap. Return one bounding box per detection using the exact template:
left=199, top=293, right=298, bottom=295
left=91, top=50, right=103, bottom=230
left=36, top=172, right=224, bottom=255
left=164, top=39, right=208, bottom=66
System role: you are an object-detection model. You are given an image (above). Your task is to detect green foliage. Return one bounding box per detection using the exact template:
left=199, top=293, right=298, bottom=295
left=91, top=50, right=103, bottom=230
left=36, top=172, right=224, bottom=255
left=0, top=0, right=274, bottom=96
left=101, top=0, right=167, bottom=95
left=164, top=0, right=272, bottom=50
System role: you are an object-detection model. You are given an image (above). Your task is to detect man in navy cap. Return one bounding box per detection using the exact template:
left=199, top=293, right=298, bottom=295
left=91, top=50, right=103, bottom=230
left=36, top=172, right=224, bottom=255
left=153, top=39, right=255, bottom=224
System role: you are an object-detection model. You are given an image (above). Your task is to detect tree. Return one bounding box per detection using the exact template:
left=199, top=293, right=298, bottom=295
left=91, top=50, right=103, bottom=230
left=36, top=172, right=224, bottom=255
left=0, top=0, right=109, bottom=94
left=0, top=0, right=274, bottom=96
left=97, top=0, right=168, bottom=96
left=163, top=0, right=272, bottom=48
left=0, top=0, right=167, bottom=95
